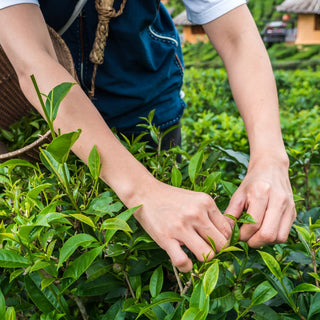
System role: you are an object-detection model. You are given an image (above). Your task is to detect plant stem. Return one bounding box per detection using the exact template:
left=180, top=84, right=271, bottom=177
left=311, top=247, right=319, bottom=287
left=171, top=262, right=183, bottom=294
left=61, top=164, right=80, bottom=212
left=123, top=270, right=136, bottom=299
left=30, top=75, right=56, bottom=139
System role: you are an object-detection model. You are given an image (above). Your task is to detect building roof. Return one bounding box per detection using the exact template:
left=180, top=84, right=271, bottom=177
left=277, top=0, right=320, bottom=14
left=172, top=10, right=194, bottom=26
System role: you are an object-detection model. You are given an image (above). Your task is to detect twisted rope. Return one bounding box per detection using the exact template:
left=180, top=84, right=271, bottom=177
left=88, top=0, right=127, bottom=99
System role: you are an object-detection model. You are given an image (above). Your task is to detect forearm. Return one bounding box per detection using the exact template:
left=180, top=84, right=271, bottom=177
left=18, top=58, right=156, bottom=206
left=203, top=5, right=288, bottom=164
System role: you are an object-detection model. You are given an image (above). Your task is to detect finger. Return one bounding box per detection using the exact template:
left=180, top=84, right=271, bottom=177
left=239, top=191, right=269, bottom=242
left=224, top=191, right=246, bottom=228
left=246, top=191, right=289, bottom=247
left=276, top=201, right=296, bottom=243
left=196, top=216, right=230, bottom=252
left=208, top=202, right=233, bottom=240
left=164, top=240, right=193, bottom=273
left=183, top=232, right=215, bottom=263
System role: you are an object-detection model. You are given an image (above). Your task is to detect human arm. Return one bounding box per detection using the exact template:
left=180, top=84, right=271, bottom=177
left=0, top=4, right=232, bottom=272
left=201, top=4, right=296, bottom=246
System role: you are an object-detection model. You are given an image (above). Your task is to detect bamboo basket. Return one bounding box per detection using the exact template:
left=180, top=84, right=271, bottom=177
left=0, top=26, right=77, bottom=163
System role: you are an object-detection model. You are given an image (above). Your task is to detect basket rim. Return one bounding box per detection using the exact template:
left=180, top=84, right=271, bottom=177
left=0, top=130, right=51, bottom=161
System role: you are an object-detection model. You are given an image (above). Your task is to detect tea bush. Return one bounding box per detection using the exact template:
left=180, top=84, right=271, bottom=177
left=0, top=70, right=319, bottom=319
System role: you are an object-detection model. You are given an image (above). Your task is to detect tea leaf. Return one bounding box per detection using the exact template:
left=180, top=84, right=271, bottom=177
left=171, top=166, right=182, bottom=188
left=0, top=249, right=29, bottom=268
left=88, top=145, right=101, bottom=180
left=0, top=289, right=5, bottom=320
left=238, top=212, right=257, bottom=224
left=101, top=218, right=132, bottom=233
left=188, top=150, right=203, bottom=184
left=63, top=245, right=104, bottom=280
left=290, top=283, right=320, bottom=294
left=58, top=234, right=98, bottom=269
left=45, top=82, right=76, bottom=122
left=258, top=251, right=282, bottom=280
left=251, top=281, right=277, bottom=305
left=181, top=307, right=203, bottom=320
left=149, top=265, right=164, bottom=298
left=25, top=273, right=61, bottom=313
left=203, top=260, right=219, bottom=296
left=5, top=307, right=16, bottom=320
left=308, top=292, right=320, bottom=319
left=47, top=130, right=81, bottom=164
left=69, top=213, right=95, bottom=228
left=190, top=282, right=207, bottom=309
left=104, top=206, right=141, bottom=245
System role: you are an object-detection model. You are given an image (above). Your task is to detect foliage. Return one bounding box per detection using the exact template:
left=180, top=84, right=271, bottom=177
left=0, top=72, right=319, bottom=320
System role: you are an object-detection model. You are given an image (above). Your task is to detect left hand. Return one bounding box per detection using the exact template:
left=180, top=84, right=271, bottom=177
left=224, top=156, right=296, bottom=248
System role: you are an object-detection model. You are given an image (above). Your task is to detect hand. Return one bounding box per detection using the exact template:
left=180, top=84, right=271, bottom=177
left=225, top=157, right=296, bottom=248
left=130, top=180, right=232, bottom=273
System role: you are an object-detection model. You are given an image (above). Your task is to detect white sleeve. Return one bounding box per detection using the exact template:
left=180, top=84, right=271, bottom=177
left=183, top=0, right=247, bottom=25
left=0, top=0, right=39, bottom=10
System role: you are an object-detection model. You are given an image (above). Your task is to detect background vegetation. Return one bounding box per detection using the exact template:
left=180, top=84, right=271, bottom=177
left=0, top=1, right=319, bottom=319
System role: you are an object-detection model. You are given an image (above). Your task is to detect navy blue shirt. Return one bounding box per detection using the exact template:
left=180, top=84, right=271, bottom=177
left=40, top=0, right=185, bottom=134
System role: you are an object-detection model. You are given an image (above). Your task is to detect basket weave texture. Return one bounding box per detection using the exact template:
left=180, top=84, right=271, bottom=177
left=0, top=26, right=77, bottom=162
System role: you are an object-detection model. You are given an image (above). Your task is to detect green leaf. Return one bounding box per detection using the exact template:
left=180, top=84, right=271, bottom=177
left=0, top=289, right=5, bottom=320
left=40, top=149, right=69, bottom=184
left=258, top=251, right=282, bottom=280
left=137, top=292, right=182, bottom=319
left=290, top=283, right=320, bottom=294
left=101, top=299, right=125, bottom=320
left=27, top=183, right=52, bottom=199
left=221, top=180, right=238, bottom=198
left=203, top=260, right=219, bottom=296
left=0, top=249, right=29, bottom=268
left=308, top=292, right=320, bottom=319
left=209, top=285, right=236, bottom=314
left=181, top=307, right=203, bottom=320
left=104, top=206, right=140, bottom=245
left=150, top=265, right=164, bottom=298
left=25, top=273, right=61, bottom=314
left=45, top=82, right=76, bottom=122
left=238, top=212, right=257, bottom=224
left=88, top=145, right=101, bottom=180
left=41, top=278, right=56, bottom=290
left=47, top=130, right=81, bottom=163
left=69, top=213, right=95, bottom=228
left=5, top=307, right=16, bottom=320
left=0, top=159, right=36, bottom=170
left=250, top=305, right=280, bottom=320
left=58, top=234, right=98, bottom=269
left=190, top=282, right=207, bottom=309
left=251, top=281, right=278, bottom=305
left=171, top=166, right=182, bottom=188
left=63, top=245, right=104, bottom=280
left=100, top=218, right=132, bottom=233
left=188, top=150, right=204, bottom=184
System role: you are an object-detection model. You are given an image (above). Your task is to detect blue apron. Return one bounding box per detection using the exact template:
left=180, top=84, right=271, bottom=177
left=40, top=0, right=185, bottom=135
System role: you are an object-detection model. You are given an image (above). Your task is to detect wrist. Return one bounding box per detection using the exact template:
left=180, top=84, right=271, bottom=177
left=248, top=149, right=289, bottom=171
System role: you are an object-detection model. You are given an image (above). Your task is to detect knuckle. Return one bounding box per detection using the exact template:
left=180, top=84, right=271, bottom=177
left=199, top=193, right=215, bottom=208
left=249, top=182, right=271, bottom=199
left=277, top=193, right=289, bottom=206
left=259, top=229, right=277, bottom=243
left=277, top=233, right=289, bottom=243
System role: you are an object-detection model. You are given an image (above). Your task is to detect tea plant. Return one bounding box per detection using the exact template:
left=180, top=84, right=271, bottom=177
left=0, top=72, right=319, bottom=319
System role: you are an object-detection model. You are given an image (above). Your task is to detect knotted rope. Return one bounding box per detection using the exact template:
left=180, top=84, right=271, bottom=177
left=88, top=0, right=127, bottom=99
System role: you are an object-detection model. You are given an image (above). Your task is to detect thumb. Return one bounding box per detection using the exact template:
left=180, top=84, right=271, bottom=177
left=224, top=192, right=246, bottom=227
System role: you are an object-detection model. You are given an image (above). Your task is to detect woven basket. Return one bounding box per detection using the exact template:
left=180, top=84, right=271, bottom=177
left=0, top=26, right=77, bottom=163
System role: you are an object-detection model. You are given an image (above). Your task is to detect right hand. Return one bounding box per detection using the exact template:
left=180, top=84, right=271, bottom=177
left=130, top=180, right=232, bottom=273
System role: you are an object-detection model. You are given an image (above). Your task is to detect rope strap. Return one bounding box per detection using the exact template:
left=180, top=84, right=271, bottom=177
left=89, top=0, right=127, bottom=99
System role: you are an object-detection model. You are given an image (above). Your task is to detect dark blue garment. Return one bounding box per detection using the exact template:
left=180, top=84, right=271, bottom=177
left=39, top=0, right=185, bottom=134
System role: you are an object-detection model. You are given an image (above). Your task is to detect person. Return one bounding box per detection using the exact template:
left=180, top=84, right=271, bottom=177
left=0, top=0, right=296, bottom=273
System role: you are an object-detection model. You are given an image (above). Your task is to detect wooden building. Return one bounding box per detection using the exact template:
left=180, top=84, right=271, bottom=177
left=277, top=0, right=320, bottom=44
left=172, top=10, right=208, bottom=44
